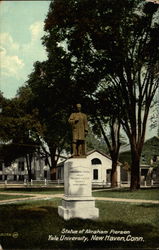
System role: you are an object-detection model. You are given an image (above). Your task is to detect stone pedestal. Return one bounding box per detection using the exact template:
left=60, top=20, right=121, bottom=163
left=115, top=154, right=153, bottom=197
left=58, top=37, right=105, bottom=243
left=58, top=158, right=99, bottom=220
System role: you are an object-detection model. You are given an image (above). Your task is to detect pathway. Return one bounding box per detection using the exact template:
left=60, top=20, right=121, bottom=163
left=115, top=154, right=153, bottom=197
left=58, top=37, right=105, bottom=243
left=0, top=192, right=158, bottom=205
left=0, top=192, right=63, bottom=205
left=95, top=197, right=159, bottom=204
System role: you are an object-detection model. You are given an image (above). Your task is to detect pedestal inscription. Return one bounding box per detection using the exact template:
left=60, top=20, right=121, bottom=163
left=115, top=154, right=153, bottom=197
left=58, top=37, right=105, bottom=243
left=65, top=164, right=91, bottom=197
left=58, top=158, right=99, bottom=220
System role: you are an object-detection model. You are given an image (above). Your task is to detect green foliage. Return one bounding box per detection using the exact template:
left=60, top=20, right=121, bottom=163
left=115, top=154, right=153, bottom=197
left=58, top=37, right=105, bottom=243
left=86, top=127, right=108, bottom=153
left=43, top=0, right=159, bottom=133
left=0, top=90, right=41, bottom=166
left=27, top=60, right=72, bottom=162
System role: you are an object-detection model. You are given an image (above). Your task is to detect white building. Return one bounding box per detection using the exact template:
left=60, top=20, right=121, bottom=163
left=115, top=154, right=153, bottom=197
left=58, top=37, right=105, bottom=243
left=0, top=156, right=49, bottom=182
left=57, top=150, right=121, bottom=186
left=0, top=150, right=121, bottom=186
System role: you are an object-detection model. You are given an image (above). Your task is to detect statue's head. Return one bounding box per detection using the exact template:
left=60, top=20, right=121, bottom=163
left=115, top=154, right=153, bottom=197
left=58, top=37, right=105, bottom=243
left=76, top=103, right=81, bottom=112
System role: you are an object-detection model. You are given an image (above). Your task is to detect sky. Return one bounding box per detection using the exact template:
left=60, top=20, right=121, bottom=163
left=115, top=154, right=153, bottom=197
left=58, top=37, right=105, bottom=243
left=0, top=1, right=50, bottom=98
left=0, top=1, right=158, bottom=139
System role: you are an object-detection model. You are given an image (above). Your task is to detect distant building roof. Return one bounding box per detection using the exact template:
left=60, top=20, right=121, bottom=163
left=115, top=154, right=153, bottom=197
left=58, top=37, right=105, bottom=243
left=143, top=136, right=159, bottom=145
left=57, top=149, right=121, bottom=167
left=86, top=149, right=111, bottom=160
left=119, top=144, right=131, bottom=153
left=120, top=136, right=159, bottom=154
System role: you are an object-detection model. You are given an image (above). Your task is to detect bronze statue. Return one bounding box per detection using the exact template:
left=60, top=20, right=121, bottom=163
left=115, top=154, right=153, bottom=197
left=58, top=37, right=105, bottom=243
left=68, top=104, right=88, bottom=157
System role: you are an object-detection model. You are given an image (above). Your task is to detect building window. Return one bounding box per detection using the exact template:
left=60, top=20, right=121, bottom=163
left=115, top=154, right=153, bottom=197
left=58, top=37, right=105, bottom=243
left=18, top=161, right=25, bottom=171
left=93, top=169, right=98, bottom=180
left=0, top=175, right=2, bottom=180
left=106, top=169, right=111, bottom=183
left=91, top=158, right=102, bottom=165
left=141, top=169, right=148, bottom=177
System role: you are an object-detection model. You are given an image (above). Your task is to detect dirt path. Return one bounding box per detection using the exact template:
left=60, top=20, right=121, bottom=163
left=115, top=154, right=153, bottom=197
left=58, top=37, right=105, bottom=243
left=0, top=192, right=158, bottom=205
left=95, top=197, right=159, bottom=204
left=0, top=192, right=63, bottom=205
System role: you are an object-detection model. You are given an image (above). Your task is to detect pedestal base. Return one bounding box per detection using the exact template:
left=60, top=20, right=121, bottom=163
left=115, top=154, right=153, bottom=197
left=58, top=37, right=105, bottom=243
left=58, top=197, right=99, bottom=220
left=58, top=158, right=99, bottom=220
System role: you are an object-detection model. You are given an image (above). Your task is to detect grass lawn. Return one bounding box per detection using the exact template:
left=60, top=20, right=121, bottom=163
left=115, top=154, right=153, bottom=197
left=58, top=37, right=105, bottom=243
left=93, top=187, right=159, bottom=200
left=0, top=199, right=158, bottom=249
left=0, top=194, right=33, bottom=201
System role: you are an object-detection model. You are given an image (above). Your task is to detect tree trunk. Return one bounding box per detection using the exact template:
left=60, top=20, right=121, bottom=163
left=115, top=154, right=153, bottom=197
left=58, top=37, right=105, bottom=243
left=28, top=169, right=32, bottom=182
left=111, top=161, right=118, bottom=188
left=26, top=154, right=33, bottom=182
left=130, top=151, right=140, bottom=190
left=50, top=146, right=57, bottom=168
left=49, top=145, right=58, bottom=180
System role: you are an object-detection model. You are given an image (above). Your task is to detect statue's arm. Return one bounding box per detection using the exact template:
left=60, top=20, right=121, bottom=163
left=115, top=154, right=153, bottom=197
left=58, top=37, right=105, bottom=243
left=68, top=113, right=75, bottom=125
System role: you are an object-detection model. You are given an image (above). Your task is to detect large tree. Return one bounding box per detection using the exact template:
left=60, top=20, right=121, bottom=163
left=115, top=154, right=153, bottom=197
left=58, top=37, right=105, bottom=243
left=43, top=0, right=159, bottom=189
left=89, top=86, right=124, bottom=187
left=96, top=1, right=159, bottom=190
left=43, top=0, right=124, bottom=187
left=0, top=88, right=42, bottom=181
left=27, top=60, right=72, bottom=179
